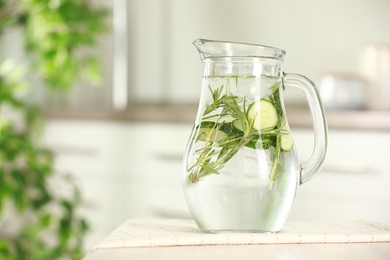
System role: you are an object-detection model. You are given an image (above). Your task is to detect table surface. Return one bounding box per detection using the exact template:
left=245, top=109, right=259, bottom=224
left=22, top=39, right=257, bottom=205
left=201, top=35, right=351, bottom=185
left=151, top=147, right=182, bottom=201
left=84, top=243, right=390, bottom=260
left=84, top=219, right=390, bottom=259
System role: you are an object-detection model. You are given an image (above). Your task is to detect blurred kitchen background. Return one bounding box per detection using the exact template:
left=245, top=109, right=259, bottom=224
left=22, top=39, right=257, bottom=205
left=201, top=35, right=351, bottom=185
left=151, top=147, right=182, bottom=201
left=1, top=0, right=390, bottom=250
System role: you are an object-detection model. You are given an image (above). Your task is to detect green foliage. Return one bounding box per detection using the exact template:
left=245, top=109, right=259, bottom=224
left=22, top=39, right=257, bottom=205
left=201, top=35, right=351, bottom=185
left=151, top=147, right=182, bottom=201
left=0, top=61, right=89, bottom=260
left=188, top=85, right=258, bottom=183
left=187, top=83, right=290, bottom=185
left=0, top=0, right=108, bottom=258
left=1, top=0, right=108, bottom=91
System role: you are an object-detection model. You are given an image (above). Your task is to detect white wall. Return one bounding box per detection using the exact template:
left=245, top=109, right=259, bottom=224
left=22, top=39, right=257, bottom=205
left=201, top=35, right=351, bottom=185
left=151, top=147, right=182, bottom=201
left=2, top=0, right=389, bottom=107
left=128, top=0, right=390, bottom=104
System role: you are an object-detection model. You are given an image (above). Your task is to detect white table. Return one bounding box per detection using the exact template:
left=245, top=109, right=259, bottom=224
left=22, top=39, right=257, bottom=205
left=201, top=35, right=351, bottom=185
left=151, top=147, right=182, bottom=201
left=85, top=243, right=390, bottom=260
left=84, top=219, right=390, bottom=260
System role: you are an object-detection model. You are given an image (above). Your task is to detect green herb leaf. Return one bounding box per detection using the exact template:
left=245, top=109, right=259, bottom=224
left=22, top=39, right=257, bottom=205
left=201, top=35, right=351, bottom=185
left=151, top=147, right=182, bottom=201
left=187, top=78, right=291, bottom=187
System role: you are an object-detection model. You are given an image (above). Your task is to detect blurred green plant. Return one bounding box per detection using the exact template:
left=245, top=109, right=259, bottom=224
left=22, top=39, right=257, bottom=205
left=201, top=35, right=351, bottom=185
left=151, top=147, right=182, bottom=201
left=0, top=0, right=107, bottom=259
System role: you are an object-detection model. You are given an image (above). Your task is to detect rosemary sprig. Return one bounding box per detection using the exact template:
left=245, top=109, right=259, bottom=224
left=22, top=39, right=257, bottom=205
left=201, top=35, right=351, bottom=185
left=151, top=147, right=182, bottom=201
left=187, top=82, right=289, bottom=186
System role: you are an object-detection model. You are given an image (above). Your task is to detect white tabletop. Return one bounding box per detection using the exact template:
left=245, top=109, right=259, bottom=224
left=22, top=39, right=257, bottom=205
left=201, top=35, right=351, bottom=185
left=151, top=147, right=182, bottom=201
left=84, top=243, right=390, bottom=260
left=84, top=219, right=390, bottom=260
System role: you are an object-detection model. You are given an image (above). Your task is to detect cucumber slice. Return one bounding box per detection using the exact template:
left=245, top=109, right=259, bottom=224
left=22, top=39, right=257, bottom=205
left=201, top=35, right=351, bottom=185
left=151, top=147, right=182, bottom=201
left=281, top=123, right=294, bottom=151
left=197, top=127, right=227, bottom=142
left=232, top=119, right=244, bottom=132
left=248, top=99, right=278, bottom=130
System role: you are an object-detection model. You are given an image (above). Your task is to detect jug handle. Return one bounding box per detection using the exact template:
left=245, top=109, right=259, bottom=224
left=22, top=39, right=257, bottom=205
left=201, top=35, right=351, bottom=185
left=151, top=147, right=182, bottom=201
left=283, top=73, right=328, bottom=185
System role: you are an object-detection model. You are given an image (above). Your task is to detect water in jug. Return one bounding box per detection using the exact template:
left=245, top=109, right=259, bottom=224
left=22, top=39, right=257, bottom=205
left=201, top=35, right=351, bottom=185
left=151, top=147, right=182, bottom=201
left=183, top=39, right=328, bottom=232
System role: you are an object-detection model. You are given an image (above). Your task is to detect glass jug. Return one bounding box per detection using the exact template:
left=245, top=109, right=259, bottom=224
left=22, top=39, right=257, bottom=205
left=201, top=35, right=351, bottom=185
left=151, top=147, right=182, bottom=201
left=183, top=39, right=328, bottom=232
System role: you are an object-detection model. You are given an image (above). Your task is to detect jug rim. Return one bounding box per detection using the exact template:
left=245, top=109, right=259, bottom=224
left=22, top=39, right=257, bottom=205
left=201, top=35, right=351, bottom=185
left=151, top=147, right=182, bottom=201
left=193, top=38, right=286, bottom=61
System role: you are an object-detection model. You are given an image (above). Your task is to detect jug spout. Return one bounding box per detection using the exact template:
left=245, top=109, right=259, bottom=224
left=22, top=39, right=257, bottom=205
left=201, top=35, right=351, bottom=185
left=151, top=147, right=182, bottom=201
left=193, top=38, right=286, bottom=62
left=193, top=38, right=217, bottom=61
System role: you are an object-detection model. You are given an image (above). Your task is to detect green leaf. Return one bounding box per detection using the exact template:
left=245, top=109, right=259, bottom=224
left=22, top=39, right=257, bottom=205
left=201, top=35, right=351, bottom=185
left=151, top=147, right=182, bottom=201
left=187, top=77, right=288, bottom=184
left=200, top=164, right=219, bottom=175
left=82, top=56, right=101, bottom=85
left=0, top=240, right=12, bottom=259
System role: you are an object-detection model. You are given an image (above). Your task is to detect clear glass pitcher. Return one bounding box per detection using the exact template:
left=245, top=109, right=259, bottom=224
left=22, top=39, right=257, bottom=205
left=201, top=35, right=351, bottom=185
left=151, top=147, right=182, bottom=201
left=183, top=39, right=328, bottom=232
